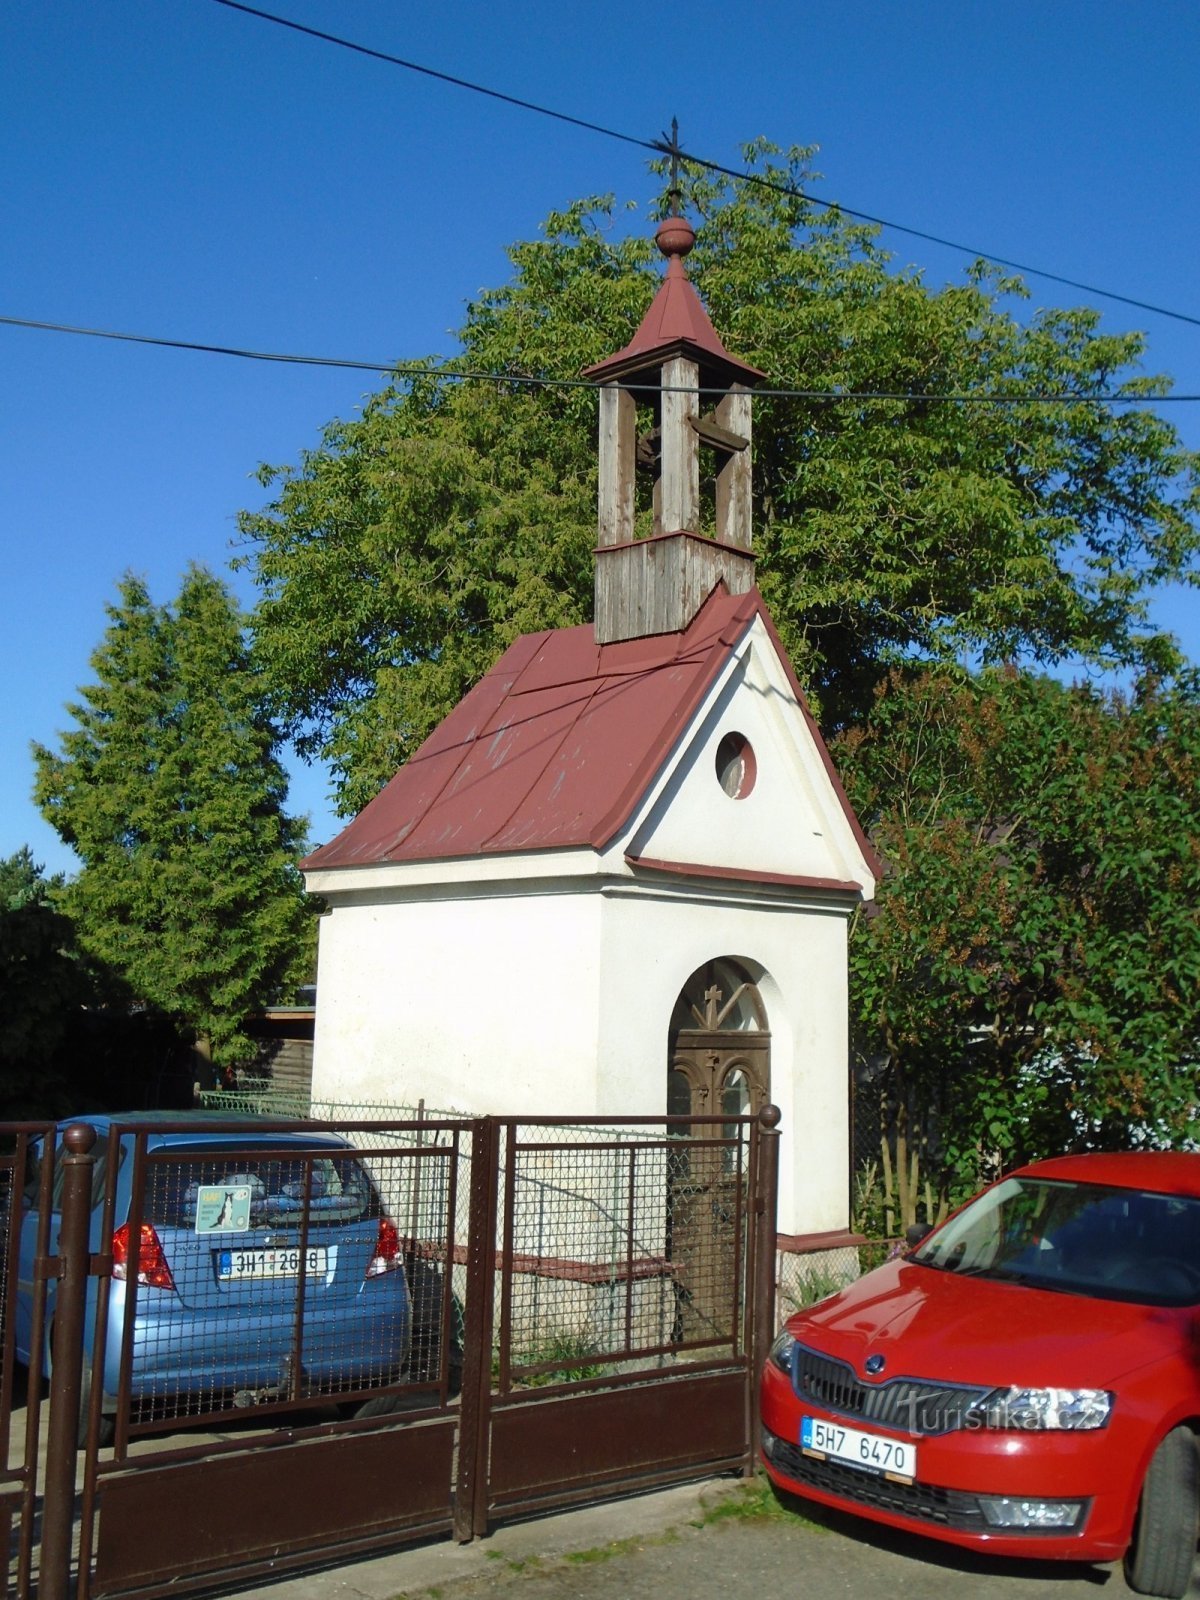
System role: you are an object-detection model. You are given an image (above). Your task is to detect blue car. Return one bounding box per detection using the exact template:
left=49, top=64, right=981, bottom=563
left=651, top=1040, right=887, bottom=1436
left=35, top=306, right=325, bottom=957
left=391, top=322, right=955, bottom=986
left=14, top=1115, right=412, bottom=1440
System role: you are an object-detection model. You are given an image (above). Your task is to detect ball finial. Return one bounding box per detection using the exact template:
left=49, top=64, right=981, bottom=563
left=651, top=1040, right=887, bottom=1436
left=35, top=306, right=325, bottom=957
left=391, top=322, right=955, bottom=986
left=63, top=1121, right=97, bottom=1156
left=655, top=215, right=695, bottom=261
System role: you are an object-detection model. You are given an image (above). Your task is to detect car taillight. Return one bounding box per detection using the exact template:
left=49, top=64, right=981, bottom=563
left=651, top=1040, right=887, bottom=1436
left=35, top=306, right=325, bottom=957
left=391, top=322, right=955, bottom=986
left=364, top=1217, right=402, bottom=1279
left=111, top=1222, right=176, bottom=1290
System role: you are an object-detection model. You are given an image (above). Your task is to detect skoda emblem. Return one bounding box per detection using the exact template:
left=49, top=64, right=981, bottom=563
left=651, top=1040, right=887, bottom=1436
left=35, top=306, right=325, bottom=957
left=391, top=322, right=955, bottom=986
left=864, top=1353, right=886, bottom=1376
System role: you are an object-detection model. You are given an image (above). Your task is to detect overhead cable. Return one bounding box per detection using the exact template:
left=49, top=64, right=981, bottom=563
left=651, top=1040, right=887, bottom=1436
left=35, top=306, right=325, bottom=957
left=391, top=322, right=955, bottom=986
left=3, top=314, right=1195, bottom=405
left=211, top=0, right=1200, bottom=332
left=210, top=0, right=653, bottom=151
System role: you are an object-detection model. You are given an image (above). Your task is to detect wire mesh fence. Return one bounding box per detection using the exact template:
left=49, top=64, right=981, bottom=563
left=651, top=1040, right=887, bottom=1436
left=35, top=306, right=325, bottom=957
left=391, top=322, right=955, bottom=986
left=495, top=1119, right=754, bottom=1390
left=0, top=1110, right=777, bottom=1598
left=121, top=1140, right=406, bottom=1422
left=4, top=1104, right=763, bottom=1443
left=199, top=1091, right=760, bottom=1387
left=202, top=1085, right=895, bottom=1345
left=86, top=1125, right=466, bottom=1436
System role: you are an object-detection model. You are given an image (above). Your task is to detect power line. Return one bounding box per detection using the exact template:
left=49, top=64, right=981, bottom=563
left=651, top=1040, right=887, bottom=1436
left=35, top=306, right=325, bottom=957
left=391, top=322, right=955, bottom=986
left=4, top=313, right=1196, bottom=405
left=0, top=314, right=394, bottom=374
left=209, top=0, right=654, bottom=153
left=211, top=0, right=1200, bottom=333
left=690, top=154, right=1200, bottom=332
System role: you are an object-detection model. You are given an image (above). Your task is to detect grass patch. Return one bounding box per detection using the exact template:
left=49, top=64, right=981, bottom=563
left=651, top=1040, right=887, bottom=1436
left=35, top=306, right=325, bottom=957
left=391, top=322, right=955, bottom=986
left=483, top=1551, right=544, bottom=1574
left=563, top=1538, right=632, bottom=1566
left=693, top=1473, right=827, bottom=1530
left=504, top=1334, right=604, bottom=1389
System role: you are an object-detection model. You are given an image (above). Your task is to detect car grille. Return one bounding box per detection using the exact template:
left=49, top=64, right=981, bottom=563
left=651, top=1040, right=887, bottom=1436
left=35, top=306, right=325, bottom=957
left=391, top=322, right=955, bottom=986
left=769, top=1437, right=986, bottom=1531
left=792, top=1344, right=990, bottom=1436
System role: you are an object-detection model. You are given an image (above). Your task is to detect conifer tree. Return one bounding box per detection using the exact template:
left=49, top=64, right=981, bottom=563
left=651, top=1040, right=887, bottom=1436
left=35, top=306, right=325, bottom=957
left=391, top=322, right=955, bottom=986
left=34, top=568, right=311, bottom=1065
left=0, top=848, right=89, bottom=1110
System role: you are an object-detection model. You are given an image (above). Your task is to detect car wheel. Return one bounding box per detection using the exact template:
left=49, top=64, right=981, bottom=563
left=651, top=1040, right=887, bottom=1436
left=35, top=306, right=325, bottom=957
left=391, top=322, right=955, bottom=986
left=1125, top=1426, right=1199, bottom=1599
left=404, top=1252, right=464, bottom=1394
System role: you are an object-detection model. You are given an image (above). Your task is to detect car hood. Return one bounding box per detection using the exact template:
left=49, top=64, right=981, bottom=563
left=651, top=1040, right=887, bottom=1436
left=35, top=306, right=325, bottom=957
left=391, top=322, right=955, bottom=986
left=791, top=1259, right=1187, bottom=1390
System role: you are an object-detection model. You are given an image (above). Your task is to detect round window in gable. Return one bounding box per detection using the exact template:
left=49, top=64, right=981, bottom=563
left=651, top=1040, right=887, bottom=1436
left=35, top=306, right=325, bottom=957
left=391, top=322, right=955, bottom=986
left=715, top=732, right=756, bottom=799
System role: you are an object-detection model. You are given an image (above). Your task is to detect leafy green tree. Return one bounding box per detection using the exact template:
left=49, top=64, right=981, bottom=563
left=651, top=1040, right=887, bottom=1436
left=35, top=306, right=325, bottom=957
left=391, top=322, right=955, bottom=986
left=837, top=667, right=1200, bottom=1226
left=240, top=144, right=1199, bottom=815
left=0, top=849, right=88, bottom=1112
left=33, top=568, right=313, bottom=1066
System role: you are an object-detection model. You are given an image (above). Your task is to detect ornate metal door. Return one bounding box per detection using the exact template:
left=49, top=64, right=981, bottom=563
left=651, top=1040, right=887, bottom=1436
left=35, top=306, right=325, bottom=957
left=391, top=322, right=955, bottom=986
left=667, top=962, right=770, bottom=1341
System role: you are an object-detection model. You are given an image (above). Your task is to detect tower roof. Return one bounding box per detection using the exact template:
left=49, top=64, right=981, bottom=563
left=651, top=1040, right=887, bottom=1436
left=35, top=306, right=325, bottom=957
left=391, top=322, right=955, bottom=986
left=583, top=216, right=764, bottom=387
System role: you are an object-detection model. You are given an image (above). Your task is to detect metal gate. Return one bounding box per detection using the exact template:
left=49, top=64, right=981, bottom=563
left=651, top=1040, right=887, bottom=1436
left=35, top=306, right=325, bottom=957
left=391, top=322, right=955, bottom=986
left=1, top=1106, right=779, bottom=1599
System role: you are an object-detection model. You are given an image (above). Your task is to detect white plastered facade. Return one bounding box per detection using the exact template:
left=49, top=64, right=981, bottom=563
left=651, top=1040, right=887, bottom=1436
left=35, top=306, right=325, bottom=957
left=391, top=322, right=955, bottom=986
left=305, top=615, right=875, bottom=1237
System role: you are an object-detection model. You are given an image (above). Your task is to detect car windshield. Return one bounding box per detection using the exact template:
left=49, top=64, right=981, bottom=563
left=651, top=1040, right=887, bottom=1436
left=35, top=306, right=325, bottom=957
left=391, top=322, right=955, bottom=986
left=911, top=1176, right=1200, bottom=1306
left=139, top=1146, right=379, bottom=1231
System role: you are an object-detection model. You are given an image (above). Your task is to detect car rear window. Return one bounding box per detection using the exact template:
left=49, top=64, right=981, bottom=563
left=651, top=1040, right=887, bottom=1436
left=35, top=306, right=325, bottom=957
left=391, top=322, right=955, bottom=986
left=24, top=1137, right=126, bottom=1214
left=140, top=1146, right=381, bottom=1231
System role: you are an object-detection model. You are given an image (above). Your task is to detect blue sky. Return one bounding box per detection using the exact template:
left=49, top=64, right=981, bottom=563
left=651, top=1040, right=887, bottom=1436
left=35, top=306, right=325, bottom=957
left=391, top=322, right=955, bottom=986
left=3, top=1, right=1198, bottom=876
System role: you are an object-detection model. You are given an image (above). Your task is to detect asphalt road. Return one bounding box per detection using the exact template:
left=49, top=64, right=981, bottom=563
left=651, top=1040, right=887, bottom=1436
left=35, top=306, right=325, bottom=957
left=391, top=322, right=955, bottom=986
left=248, top=1477, right=1171, bottom=1600
left=5, top=1382, right=1179, bottom=1600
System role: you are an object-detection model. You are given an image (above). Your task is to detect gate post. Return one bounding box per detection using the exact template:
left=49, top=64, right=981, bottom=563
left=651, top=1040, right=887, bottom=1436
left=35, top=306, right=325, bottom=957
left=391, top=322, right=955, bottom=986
left=748, top=1105, right=780, bottom=1473
left=39, top=1122, right=97, bottom=1600
left=454, top=1118, right=500, bottom=1544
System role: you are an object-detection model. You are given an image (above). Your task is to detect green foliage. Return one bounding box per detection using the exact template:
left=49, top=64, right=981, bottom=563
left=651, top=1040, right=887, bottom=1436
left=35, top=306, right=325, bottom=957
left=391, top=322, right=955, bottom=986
left=231, top=143, right=1200, bottom=1177
left=838, top=667, right=1200, bottom=1213
left=0, top=849, right=87, bottom=1112
left=506, top=1333, right=604, bottom=1388
left=693, top=1475, right=813, bottom=1526
left=787, top=1267, right=847, bottom=1310
left=239, top=145, right=1199, bottom=816
left=33, top=568, right=314, bottom=1066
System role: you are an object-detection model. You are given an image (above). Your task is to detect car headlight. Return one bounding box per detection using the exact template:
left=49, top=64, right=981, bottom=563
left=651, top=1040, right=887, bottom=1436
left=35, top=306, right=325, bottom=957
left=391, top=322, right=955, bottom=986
left=768, top=1329, right=797, bottom=1374
left=977, top=1387, right=1113, bottom=1431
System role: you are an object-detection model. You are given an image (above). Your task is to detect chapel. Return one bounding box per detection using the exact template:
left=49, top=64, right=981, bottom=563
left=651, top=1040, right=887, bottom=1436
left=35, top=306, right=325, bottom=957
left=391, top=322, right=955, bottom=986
left=302, top=210, right=878, bottom=1239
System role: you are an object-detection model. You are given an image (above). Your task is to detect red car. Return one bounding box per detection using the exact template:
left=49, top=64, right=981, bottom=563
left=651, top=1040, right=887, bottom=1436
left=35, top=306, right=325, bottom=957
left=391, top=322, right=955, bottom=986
left=760, top=1153, right=1200, bottom=1600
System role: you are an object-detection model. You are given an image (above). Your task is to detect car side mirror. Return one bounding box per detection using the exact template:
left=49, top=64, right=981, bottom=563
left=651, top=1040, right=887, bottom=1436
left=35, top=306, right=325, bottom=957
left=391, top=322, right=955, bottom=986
left=905, top=1222, right=933, bottom=1249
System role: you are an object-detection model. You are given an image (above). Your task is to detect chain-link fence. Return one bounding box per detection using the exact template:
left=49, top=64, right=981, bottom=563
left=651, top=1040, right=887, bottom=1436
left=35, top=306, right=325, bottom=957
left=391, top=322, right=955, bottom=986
left=196, top=1091, right=763, bottom=1383
left=204, top=1085, right=899, bottom=1337
left=776, top=1237, right=897, bottom=1319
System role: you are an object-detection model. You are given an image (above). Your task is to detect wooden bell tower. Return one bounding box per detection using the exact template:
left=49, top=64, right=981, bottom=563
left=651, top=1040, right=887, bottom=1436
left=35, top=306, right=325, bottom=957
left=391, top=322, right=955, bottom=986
left=584, top=213, right=764, bottom=644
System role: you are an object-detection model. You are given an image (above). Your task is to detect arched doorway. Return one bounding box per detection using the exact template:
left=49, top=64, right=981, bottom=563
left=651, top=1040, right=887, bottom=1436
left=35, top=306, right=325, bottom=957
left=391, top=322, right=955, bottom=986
left=668, top=957, right=770, bottom=1125
left=667, top=959, right=770, bottom=1341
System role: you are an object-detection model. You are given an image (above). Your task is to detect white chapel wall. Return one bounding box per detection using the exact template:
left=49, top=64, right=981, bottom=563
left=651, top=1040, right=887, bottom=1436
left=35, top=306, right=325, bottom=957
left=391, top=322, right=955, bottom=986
left=310, top=866, right=852, bottom=1240
left=310, top=885, right=605, bottom=1114
left=593, top=885, right=852, bottom=1238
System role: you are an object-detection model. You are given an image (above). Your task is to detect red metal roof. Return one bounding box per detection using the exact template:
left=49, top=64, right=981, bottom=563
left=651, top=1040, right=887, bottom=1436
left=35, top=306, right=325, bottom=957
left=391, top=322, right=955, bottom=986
left=302, top=585, right=873, bottom=876
left=304, top=586, right=754, bottom=870
left=583, top=218, right=764, bottom=387
left=305, top=585, right=876, bottom=876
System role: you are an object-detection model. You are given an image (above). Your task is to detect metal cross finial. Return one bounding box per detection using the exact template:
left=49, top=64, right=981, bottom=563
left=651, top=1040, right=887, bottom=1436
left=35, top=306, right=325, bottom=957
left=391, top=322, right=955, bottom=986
left=661, top=117, right=682, bottom=217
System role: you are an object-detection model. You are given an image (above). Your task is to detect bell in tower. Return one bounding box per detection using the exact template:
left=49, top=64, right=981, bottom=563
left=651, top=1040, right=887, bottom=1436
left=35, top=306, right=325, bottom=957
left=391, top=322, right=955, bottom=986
left=584, top=209, right=764, bottom=644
